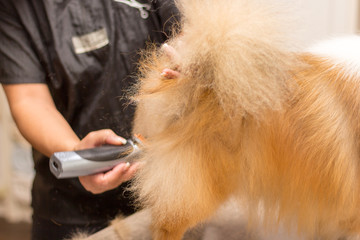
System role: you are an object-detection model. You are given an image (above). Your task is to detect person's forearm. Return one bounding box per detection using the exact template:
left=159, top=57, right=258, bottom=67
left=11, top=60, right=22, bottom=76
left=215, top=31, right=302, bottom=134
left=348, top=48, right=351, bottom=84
left=3, top=84, right=80, bottom=157
left=12, top=100, right=79, bottom=157
left=2, top=83, right=137, bottom=193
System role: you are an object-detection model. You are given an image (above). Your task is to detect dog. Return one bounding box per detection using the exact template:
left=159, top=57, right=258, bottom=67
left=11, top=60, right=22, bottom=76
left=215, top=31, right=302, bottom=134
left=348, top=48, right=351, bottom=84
left=131, top=0, right=360, bottom=239
left=72, top=0, right=360, bottom=239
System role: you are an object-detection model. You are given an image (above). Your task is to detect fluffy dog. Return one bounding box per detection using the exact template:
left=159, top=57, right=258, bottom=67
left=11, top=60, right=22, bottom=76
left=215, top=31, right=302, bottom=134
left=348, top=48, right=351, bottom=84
left=72, top=0, right=360, bottom=239
left=131, top=0, right=360, bottom=239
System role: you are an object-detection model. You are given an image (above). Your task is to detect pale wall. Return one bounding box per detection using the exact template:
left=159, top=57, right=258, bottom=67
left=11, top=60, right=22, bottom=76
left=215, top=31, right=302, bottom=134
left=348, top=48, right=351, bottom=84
left=296, top=0, right=359, bottom=47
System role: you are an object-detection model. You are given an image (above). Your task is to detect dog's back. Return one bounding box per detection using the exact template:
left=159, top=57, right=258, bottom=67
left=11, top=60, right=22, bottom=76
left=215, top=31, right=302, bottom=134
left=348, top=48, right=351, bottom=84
left=242, top=40, right=360, bottom=238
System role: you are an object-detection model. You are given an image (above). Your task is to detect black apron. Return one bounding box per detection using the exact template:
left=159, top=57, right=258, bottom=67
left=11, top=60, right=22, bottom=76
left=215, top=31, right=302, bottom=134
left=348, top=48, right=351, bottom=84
left=0, top=0, right=179, bottom=225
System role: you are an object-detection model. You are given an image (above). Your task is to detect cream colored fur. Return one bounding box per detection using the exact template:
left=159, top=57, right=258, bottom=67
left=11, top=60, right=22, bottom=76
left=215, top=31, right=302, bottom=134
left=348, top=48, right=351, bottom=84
left=130, top=0, right=360, bottom=239
left=69, top=199, right=306, bottom=240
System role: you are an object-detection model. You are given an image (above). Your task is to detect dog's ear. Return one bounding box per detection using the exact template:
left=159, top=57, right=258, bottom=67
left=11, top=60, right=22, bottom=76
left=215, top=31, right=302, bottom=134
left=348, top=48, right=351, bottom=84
left=167, top=0, right=300, bottom=120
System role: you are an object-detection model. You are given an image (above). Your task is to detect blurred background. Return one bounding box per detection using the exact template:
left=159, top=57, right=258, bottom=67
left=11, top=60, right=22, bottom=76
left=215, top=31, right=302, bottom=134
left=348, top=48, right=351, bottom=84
left=0, top=0, right=359, bottom=239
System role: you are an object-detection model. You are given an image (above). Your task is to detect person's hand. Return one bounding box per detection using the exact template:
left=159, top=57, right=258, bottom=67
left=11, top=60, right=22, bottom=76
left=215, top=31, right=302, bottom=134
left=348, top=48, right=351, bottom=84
left=75, top=129, right=141, bottom=194
left=161, top=43, right=181, bottom=79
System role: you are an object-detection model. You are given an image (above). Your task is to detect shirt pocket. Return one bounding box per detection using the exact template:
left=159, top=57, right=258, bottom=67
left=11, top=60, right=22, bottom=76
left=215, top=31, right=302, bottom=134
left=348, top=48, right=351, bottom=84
left=50, top=0, right=111, bottom=85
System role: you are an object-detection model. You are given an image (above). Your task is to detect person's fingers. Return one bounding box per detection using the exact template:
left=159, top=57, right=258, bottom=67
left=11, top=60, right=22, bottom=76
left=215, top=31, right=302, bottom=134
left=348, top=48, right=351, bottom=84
left=79, top=171, right=117, bottom=194
left=104, top=162, right=142, bottom=185
left=117, top=162, right=142, bottom=182
left=85, top=129, right=126, bottom=146
left=161, top=43, right=179, bottom=61
left=102, top=162, right=131, bottom=184
left=160, top=43, right=181, bottom=78
left=79, top=174, right=106, bottom=194
left=105, top=134, right=127, bottom=145
left=79, top=162, right=142, bottom=194
left=74, top=129, right=126, bottom=151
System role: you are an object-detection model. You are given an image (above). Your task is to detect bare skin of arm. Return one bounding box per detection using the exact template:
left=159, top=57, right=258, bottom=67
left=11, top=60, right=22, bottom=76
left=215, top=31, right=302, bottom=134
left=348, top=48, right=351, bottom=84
left=2, top=83, right=139, bottom=194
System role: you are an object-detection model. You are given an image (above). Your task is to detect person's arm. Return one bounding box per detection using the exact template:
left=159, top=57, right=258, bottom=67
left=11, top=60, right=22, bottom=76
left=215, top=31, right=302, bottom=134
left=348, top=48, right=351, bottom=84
left=2, top=83, right=79, bottom=156
left=2, top=83, right=139, bottom=194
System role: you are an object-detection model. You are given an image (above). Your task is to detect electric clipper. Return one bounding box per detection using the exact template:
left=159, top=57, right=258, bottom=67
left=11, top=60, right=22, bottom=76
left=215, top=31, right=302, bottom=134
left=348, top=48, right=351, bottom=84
left=49, top=135, right=144, bottom=179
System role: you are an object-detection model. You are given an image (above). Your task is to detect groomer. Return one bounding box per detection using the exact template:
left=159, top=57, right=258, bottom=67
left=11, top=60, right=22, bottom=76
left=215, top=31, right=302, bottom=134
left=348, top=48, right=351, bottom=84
left=0, top=1, right=179, bottom=239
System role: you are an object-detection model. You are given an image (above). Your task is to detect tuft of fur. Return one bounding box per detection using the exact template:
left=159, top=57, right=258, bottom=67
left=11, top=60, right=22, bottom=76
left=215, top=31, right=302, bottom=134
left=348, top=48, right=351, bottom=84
left=70, top=199, right=305, bottom=240
left=135, top=0, right=298, bottom=128
left=131, top=0, right=360, bottom=239
left=68, top=221, right=122, bottom=240
left=66, top=233, right=90, bottom=240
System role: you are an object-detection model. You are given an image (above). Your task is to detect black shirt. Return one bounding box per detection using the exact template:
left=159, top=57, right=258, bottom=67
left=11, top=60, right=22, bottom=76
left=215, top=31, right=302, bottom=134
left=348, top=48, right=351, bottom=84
left=0, top=0, right=178, bottom=225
